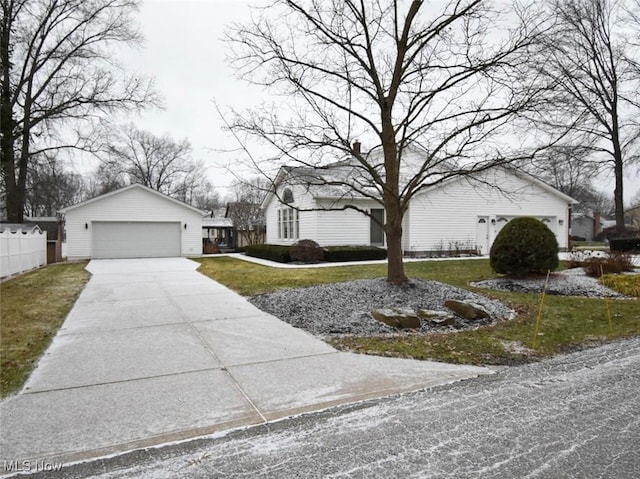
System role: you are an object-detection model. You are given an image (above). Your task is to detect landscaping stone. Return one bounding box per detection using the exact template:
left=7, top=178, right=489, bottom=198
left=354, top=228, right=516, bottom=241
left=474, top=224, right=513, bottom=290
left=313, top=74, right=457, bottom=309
left=417, top=309, right=457, bottom=326
left=417, top=309, right=450, bottom=318
left=371, top=308, right=421, bottom=329
left=249, top=278, right=514, bottom=337
left=444, top=300, right=490, bottom=320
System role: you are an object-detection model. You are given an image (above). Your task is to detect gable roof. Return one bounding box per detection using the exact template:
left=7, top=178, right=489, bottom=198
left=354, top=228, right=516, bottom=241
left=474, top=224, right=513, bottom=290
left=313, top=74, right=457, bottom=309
left=202, top=217, right=234, bottom=228
left=262, top=158, right=578, bottom=208
left=59, top=184, right=205, bottom=215
left=418, top=165, right=578, bottom=205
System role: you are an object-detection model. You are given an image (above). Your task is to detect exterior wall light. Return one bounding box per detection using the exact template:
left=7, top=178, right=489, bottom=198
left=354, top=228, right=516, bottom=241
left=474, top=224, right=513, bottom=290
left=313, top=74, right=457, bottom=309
left=85, top=223, right=88, bottom=230
left=184, top=223, right=187, bottom=230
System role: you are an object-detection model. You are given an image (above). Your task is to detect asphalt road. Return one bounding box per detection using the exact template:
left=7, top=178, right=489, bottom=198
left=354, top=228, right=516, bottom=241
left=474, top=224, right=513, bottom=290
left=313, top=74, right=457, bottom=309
left=25, top=338, right=640, bottom=479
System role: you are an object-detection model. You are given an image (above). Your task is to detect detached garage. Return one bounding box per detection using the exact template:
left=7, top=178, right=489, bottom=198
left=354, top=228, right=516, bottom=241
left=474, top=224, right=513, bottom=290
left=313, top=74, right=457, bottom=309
left=59, top=184, right=204, bottom=260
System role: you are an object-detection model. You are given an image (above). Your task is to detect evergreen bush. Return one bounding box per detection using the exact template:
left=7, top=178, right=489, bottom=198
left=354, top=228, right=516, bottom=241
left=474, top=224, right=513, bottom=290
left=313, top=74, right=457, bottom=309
left=490, top=217, right=559, bottom=276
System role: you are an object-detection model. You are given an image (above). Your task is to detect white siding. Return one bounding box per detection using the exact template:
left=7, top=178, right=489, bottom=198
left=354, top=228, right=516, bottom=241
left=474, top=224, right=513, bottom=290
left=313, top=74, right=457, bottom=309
left=264, top=184, right=386, bottom=247
left=314, top=200, right=374, bottom=246
left=407, top=169, right=571, bottom=252
left=63, top=187, right=202, bottom=259
left=264, top=167, right=571, bottom=252
left=265, top=183, right=318, bottom=244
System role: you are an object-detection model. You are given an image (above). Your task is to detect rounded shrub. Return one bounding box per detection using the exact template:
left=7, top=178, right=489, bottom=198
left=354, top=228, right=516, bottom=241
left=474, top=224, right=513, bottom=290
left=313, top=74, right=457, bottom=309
left=290, top=239, right=324, bottom=263
left=490, top=217, right=559, bottom=276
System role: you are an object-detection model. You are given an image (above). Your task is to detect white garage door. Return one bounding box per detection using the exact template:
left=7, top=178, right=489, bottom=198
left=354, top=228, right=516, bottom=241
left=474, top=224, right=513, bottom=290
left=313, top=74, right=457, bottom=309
left=92, top=222, right=181, bottom=259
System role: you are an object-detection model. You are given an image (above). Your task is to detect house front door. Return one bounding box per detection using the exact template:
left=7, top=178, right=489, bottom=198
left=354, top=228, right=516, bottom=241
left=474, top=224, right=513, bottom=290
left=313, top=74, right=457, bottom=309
left=476, top=217, right=489, bottom=255
left=370, top=209, right=385, bottom=246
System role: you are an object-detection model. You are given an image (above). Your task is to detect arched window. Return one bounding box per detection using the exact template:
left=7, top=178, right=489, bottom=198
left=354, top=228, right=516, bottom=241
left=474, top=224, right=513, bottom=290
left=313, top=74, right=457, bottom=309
left=478, top=218, right=486, bottom=223
left=282, top=188, right=294, bottom=204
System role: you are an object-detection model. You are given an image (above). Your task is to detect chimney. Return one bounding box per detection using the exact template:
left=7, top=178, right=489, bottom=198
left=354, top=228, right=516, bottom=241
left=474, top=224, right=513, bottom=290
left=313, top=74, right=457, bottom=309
left=352, top=141, right=361, bottom=155
left=593, top=210, right=601, bottom=236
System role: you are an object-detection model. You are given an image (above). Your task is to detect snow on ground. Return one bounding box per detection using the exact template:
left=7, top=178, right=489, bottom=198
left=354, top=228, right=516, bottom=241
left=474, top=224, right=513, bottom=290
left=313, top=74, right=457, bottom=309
left=250, top=263, right=638, bottom=338
left=249, top=278, right=514, bottom=337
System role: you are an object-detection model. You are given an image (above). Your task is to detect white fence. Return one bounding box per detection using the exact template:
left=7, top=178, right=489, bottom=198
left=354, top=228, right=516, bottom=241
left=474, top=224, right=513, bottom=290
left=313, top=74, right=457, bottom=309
left=0, top=228, right=47, bottom=278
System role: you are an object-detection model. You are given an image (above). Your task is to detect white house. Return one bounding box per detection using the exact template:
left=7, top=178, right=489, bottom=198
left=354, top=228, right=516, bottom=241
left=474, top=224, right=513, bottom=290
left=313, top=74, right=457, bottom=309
left=261, top=150, right=578, bottom=255
left=59, top=184, right=204, bottom=259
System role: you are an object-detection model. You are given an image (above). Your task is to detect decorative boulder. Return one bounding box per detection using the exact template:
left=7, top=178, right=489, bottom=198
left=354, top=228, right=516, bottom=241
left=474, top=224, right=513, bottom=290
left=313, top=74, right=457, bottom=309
left=417, top=309, right=457, bottom=326
left=371, top=308, right=421, bottom=329
left=444, top=300, right=490, bottom=320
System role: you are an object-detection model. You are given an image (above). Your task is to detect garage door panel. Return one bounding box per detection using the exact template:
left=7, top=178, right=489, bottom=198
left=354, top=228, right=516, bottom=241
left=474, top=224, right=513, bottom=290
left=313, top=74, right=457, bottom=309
left=92, top=222, right=181, bottom=259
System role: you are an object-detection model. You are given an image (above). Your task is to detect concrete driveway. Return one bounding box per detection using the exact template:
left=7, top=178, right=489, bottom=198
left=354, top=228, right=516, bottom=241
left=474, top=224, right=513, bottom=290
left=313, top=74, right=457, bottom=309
left=0, top=258, right=490, bottom=470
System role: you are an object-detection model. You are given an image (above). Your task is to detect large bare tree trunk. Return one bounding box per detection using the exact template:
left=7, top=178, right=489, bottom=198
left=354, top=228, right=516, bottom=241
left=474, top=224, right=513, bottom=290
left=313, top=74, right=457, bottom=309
left=385, top=210, right=407, bottom=284
left=381, top=107, right=407, bottom=283
left=613, top=141, right=625, bottom=232
left=0, top=0, right=19, bottom=221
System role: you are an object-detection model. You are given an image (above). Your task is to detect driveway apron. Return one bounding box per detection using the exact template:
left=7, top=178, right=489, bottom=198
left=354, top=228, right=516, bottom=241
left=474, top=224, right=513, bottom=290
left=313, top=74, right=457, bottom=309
left=0, top=258, right=491, bottom=468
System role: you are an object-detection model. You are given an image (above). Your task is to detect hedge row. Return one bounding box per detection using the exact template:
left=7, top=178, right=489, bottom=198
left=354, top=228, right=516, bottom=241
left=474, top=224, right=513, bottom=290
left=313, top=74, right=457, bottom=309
left=243, top=244, right=291, bottom=263
left=610, top=237, right=640, bottom=253
left=323, top=245, right=388, bottom=262
left=243, top=243, right=387, bottom=263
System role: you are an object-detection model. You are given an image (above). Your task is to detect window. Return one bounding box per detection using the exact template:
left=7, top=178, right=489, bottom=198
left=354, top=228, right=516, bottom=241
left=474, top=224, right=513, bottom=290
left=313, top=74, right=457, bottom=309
left=278, top=207, right=298, bottom=240
left=282, top=188, right=294, bottom=204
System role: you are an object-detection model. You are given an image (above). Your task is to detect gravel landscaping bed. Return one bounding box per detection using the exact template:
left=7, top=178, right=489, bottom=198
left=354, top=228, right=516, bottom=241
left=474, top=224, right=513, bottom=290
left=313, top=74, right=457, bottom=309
left=249, top=267, right=637, bottom=338
left=249, top=278, right=514, bottom=337
left=471, top=267, right=629, bottom=298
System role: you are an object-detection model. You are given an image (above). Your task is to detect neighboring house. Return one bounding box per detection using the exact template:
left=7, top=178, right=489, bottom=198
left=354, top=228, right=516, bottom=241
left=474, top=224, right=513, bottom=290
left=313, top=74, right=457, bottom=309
left=202, top=216, right=234, bottom=246
left=571, top=211, right=626, bottom=241
left=261, top=150, right=577, bottom=255
left=201, top=203, right=266, bottom=250
left=571, top=211, right=604, bottom=241
left=225, top=202, right=266, bottom=248
left=626, top=204, right=640, bottom=230
left=59, top=184, right=204, bottom=259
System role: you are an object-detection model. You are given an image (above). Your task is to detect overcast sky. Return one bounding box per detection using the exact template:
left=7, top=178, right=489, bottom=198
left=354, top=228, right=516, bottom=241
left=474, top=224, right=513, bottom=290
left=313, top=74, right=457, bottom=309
left=118, top=0, right=640, bottom=203
left=117, top=0, right=263, bottom=195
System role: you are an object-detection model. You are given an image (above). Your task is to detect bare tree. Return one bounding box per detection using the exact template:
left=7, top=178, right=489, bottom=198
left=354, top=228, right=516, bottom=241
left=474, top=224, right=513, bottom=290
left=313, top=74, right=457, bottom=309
left=628, top=187, right=640, bottom=208
left=0, top=0, right=157, bottom=223
left=226, top=0, right=551, bottom=283
left=229, top=177, right=268, bottom=205
left=87, top=160, right=128, bottom=197
left=187, top=181, right=221, bottom=212
left=24, top=153, right=86, bottom=216
left=103, top=126, right=209, bottom=202
left=521, top=142, right=605, bottom=214
left=226, top=177, right=267, bottom=246
left=535, top=0, right=640, bottom=231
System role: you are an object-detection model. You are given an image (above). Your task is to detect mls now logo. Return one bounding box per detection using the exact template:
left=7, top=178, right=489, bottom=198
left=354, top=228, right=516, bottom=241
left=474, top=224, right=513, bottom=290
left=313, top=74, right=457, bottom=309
left=3, top=460, right=63, bottom=472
